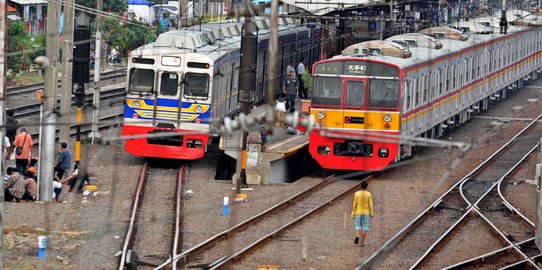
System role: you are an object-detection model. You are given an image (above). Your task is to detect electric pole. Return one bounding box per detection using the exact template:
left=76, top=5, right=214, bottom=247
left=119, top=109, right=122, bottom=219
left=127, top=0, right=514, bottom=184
left=1, top=0, right=8, bottom=265
left=40, top=0, right=61, bottom=202
left=235, top=6, right=257, bottom=195
left=500, top=0, right=508, bottom=34
left=60, top=0, right=74, bottom=144
left=89, top=0, right=103, bottom=143
left=178, top=0, right=187, bottom=28
left=265, top=0, right=278, bottom=134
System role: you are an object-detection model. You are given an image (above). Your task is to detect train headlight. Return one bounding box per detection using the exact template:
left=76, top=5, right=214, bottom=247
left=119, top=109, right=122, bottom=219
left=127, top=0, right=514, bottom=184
left=195, top=105, right=203, bottom=113
left=378, top=148, right=389, bottom=158
left=383, top=114, right=392, bottom=122
left=132, top=101, right=140, bottom=108
left=316, top=111, right=325, bottom=120
left=317, top=145, right=330, bottom=155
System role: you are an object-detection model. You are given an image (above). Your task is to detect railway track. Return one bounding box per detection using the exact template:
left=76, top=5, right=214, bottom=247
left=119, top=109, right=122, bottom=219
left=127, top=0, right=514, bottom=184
left=6, top=68, right=125, bottom=97
left=118, top=163, right=185, bottom=270
left=13, top=87, right=125, bottom=119
left=358, top=112, right=542, bottom=270
left=154, top=175, right=369, bottom=270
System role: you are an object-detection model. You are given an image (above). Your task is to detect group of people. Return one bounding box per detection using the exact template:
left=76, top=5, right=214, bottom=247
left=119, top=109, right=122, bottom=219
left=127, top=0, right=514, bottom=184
left=282, top=59, right=309, bottom=113
left=3, top=115, right=88, bottom=202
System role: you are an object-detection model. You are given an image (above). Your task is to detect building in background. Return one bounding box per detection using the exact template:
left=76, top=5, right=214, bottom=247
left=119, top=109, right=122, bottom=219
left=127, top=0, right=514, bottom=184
left=8, top=0, right=47, bottom=36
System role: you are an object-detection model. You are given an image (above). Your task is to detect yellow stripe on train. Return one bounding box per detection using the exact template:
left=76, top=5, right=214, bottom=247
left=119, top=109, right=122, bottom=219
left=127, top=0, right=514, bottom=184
left=309, top=109, right=400, bottom=131
left=126, top=99, right=210, bottom=113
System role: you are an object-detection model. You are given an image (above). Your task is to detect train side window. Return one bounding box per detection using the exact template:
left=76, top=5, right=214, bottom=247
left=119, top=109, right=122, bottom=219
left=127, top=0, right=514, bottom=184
left=346, top=81, right=365, bottom=108
left=446, top=66, right=450, bottom=93
left=414, top=78, right=422, bottom=107
left=438, top=68, right=443, bottom=96
left=184, top=73, right=210, bottom=98
left=129, top=68, right=154, bottom=93
left=423, top=74, right=428, bottom=103
left=160, top=72, right=178, bottom=96
left=452, top=64, right=456, bottom=90
left=405, top=80, right=411, bottom=110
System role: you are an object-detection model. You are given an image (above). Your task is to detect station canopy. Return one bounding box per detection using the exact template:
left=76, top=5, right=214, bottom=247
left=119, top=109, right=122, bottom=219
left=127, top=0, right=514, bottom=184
left=281, top=0, right=370, bottom=15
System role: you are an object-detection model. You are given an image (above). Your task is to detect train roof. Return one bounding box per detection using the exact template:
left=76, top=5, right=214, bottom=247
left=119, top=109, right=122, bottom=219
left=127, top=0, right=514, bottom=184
left=337, top=21, right=531, bottom=71
left=129, top=17, right=314, bottom=63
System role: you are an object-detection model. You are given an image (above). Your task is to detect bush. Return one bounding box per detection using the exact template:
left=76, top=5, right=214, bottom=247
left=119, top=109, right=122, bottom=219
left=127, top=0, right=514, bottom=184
left=7, top=20, right=33, bottom=74
left=301, top=71, right=312, bottom=95
left=102, top=16, right=157, bottom=58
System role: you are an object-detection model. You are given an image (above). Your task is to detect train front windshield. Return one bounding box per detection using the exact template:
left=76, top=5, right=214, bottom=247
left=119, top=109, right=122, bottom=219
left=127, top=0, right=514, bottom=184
left=129, top=68, right=155, bottom=93
left=312, top=76, right=399, bottom=109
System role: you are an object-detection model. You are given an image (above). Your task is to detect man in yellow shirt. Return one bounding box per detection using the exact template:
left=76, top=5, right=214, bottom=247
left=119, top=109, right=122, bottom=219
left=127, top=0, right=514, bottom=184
left=351, top=181, right=374, bottom=246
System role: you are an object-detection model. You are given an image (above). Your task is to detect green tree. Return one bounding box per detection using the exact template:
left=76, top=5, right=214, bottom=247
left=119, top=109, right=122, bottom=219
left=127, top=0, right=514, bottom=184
left=7, top=20, right=33, bottom=74
left=102, top=16, right=157, bottom=57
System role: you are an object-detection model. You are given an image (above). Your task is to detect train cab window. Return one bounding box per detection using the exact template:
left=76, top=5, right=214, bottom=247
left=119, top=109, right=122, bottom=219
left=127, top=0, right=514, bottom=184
left=160, top=72, right=178, bottom=96
left=128, top=68, right=154, bottom=93
left=184, top=73, right=209, bottom=98
left=312, top=76, right=342, bottom=106
left=368, top=79, right=398, bottom=108
left=345, top=81, right=365, bottom=108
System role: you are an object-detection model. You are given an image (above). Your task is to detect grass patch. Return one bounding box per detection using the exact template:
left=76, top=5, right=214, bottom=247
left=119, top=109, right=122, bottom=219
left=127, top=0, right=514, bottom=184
left=15, top=71, right=43, bottom=84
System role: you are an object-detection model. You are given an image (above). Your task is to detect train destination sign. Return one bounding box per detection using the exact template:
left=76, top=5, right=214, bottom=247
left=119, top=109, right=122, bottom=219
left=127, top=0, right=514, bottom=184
left=315, top=60, right=399, bottom=77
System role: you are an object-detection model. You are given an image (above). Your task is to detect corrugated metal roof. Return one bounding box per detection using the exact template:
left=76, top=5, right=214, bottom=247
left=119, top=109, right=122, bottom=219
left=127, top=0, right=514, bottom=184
left=9, top=0, right=47, bottom=5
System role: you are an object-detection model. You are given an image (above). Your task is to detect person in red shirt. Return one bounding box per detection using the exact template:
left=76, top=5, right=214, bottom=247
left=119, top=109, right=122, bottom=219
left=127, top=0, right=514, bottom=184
left=12, top=128, right=33, bottom=174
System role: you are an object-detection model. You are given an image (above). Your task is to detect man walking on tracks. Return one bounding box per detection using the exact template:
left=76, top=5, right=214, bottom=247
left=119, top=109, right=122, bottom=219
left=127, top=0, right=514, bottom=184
left=351, top=181, right=374, bottom=247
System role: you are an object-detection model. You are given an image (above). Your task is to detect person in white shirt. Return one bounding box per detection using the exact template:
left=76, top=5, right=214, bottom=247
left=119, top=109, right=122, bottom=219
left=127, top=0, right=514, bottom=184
left=297, top=58, right=307, bottom=98
left=286, top=60, right=296, bottom=77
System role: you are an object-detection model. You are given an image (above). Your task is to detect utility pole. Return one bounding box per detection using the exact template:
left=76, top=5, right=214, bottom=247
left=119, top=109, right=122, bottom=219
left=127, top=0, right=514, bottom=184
left=88, top=0, right=103, bottom=143
left=235, top=6, right=257, bottom=195
left=178, top=0, right=187, bottom=28
left=500, top=0, right=508, bottom=35
left=40, top=0, right=61, bottom=202
left=60, top=0, right=74, bottom=144
left=265, top=0, right=278, bottom=134
left=1, top=0, right=8, bottom=265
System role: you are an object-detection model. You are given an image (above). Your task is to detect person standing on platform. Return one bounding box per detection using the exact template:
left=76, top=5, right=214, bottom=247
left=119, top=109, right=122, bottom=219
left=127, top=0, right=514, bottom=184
left=351, top=181, right=374, bottom=247
left=13, top=128, right=32, bottom=174
left=283, top=70, right=299, bottom=113
left=286, top=60, right=296, bottom=76
left=297, top=58, right=306, bottom=98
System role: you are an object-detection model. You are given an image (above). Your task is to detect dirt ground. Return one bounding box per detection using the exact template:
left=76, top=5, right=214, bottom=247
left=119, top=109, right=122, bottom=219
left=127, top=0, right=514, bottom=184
left=3, top=82, right=542, bottom=269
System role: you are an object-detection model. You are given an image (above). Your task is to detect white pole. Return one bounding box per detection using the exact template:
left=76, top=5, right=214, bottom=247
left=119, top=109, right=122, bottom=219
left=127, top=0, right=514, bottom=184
left=39, top=113, right=56, bottom=202
left=36, top=104, right=43, bottom=199
left=88, top=30, right=102, bottom=143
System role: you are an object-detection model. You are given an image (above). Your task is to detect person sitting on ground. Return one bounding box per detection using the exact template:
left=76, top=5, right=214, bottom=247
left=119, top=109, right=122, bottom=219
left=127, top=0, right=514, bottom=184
left=53, top=178, right=63, bottom=203
left=58, top=163, right=89, bottom=192
left=54, top=142, right=71, bottom=180
left=25, top=167, right=37, bottom=181
left=23, top=173, right=37, bottom=200
left=4, top=167, right=34, bottom=202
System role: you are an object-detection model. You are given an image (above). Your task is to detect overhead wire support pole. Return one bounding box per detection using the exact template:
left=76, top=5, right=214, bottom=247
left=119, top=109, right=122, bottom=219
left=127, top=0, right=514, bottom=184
left=40, top=0, right=61, bottom=202
left=265, top=0, right=279, bottom=135
left=0, top=0, right=8, bottom=266
left=89, top=0, right=103, bottom=144
left=235, top=4, right=258, bottom=196
left=60, top=0, right=74, bottom=144
left=500, top=0, right=508, bottom=35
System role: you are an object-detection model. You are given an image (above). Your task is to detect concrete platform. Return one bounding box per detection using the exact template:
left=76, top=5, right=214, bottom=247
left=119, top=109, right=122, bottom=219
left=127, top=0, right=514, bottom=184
left=219, top=100, right=317, bottom=184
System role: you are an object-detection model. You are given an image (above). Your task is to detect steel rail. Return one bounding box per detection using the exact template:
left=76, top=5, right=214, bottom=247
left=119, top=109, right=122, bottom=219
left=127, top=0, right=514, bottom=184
left=158, top=166, right=186, bottom=270
left=409, top=132, right=542, bottom=269
left=118, top=162, right=149, bottom=270
left=6, top=69, right=125, bottom=96
left=497, top=254, right=542, bottom=270
left=357, top=112, right=542, bottom=270
left=473, top=207, right=538, bottom=268
left=12, top=87, right=125, bottom=119
left=497, top=143, right=540, bottom=227
left=208, top=178, right=367, bottom=269
left=441, top=237, right=536, bottom=269
left=155, top=175, right=340, bottom=269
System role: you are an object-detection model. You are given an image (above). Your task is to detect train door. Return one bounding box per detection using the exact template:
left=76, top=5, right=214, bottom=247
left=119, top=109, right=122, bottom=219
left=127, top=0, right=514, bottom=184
left=343, top=78, right=367, bottom=130
left=157, top=70, right=181, bottom=128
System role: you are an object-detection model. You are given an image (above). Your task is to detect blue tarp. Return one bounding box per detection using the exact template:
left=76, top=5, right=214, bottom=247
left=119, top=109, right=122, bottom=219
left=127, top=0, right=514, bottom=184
left=128, top=0, right=151, bottom=6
